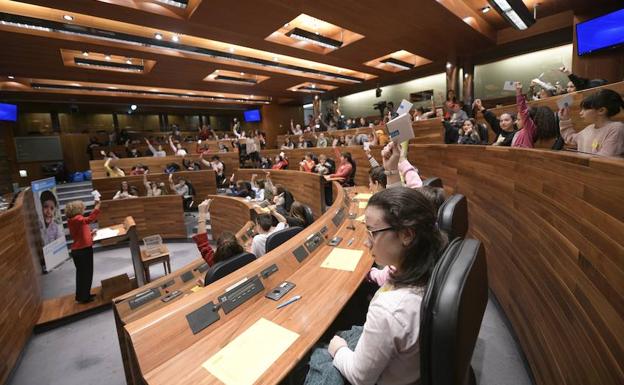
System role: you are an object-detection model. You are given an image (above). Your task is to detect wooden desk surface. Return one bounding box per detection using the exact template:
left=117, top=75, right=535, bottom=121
left=133, top=186, right=372, bottom=385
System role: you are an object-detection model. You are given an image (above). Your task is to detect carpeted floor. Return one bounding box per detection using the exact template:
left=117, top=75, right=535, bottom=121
left=9, top=242, right=533, bottom=385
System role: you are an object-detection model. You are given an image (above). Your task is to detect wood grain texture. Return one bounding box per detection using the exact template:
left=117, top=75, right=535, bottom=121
left=404, top=144, right=624, bottom=385
left=122, top=183, right=350, bottom=378
left=234, top=169, right=325, bottom=218
left=208, top=195, right=256, bottom=241
left=0, top=189, right=42, bottom=385
left=92, top=170, right=217, bottom=201
left=91, top=139, right=239, bottom=160
left=89, top=153, right=240, bottom=179
left=99, top=196, right=187, bottom=240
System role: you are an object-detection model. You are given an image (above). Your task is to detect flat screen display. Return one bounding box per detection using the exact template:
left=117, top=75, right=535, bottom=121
left=576, top=9, right=624, bottom=56
left=0, top=103, right=17, bottom=122
left=244, top=109, right=261, bottom=122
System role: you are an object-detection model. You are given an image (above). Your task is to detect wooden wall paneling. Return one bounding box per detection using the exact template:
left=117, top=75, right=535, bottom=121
left=207, top=195, right=254, bottom=240
left=234, top=169, right=325, bottom=217
left=260, top=104, right=303, bottom=149
left=89, top=152, right=239, bottom=179
left=98, top=195, right=187, bottom=240
left=91, top=170, right=217, bottom=201
left=404, top=145, right=624, bottom=385
left=122, top=183, right=348, bottom=378
left=60, top=133, right=90, bottom=173
left=0, top=189, right=42, bottom=384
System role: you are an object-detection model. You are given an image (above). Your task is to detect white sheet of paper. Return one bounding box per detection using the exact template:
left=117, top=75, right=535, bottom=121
left=203, top=318, right=299, bottom=385
left=386, top=113, right=414, bottom=144
left=396, top=99, right=413, bottom=115
left=91, top=190, right=101, bottom=201
left=557, top=94, right=573, bottom=110
left=503, top=81, right=515, bottom=91
left=93, top=228, right=119, bottom=241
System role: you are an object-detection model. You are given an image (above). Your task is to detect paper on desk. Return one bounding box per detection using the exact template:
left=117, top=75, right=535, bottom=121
left=203, top=318, right=299, bottom=385
left=321, top=248, right=363, bottom=272
left=190, top=286, right=202, bottom=293
left=396, top=99, right=413, bottom=115
left=358, top=201, right=368, bottom=209
left=386, top=113, right=414, bottom=144
left=355, top=193, right=372, bottom=201
left=93, top=228, right=119, bottom=241
left=355, top=215, right=366, bottom=223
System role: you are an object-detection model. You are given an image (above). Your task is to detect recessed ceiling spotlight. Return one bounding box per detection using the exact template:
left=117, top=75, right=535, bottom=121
left=273, top=57, right=279, bottom=62
left=250, top=95, right=254, bottom=98
left=108, top=86, right=117, bottom=89
left=82, top=51, right=89, bottom=57
left=446, top=62, right=452, bottom=69
left=464, top=73, right=469, bottom=78
left=105, top=55, right=111, bottom=61
left=229, top=47, right=235, bottom=53
left=311, top=84, right=316, bottom=88
left=215, top=70, right=219, bottom=73
left=126, top=58, right=132, bottom=64
left=172, top=35, right=180, bottom=42
left=8, top=75, right=15, bottom=79
left=240, top=72, right=245, bottom=76
left=481, top=6, right=491, bottom=13
left=284, top=23, right=290, bottom=27
left=218, top=94, right=224, bottom=97
left=63, top=15, right=74, bottom=21
left=154, top=32, right=163, bottom=40
left=130, top=104, right=137, bottom=111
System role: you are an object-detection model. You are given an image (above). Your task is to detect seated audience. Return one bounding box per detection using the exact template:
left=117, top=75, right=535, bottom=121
left=299, top=153, right=316, bottom=172
left=457, top=118, right=483, bottom=145
left=130, top=163, right=148, bottom=176
left=113, top=181, right=139, bottom=200
left=272, top=184, right=295, bottom=215
left=143, top=174, right=166, bottom=197
left=228, top=176, right=256, bottom=199
left=366, top=142, right=422, bottom=189
left=260, top=156, right=273, bottom=169
left=125, top=140, right=142, bottom=158
left=314, top=154, right=334, bottom=175
left=250, top=173, right=273, bottom=202
left=144, top=138, right=167, bottom=157
left=559, top=66, right=608, bottom=92
left=307, top=187, right=448, bottom=385
left=325, top=139, right=354, bottom=185
left=290, top=119, right=304, bottom=136
left=281, top=138, right=295, bottom=150
left=102, top=152, right=125, bottom=177
left=513, top=82, right=560, bottom=148
left=297, top=136, right=309, bottom=149
left=250, top=209, right=287, bottom=257
left=375, top=129, right=390, bottom=146
left=200, top=154, right=226, bottom=186
left=558, top=89, right=624, bottom=157
left=368, top=166, right=387, bottom=193
left=168, top=174, right=190, bottom=198
left=474, top=99, right=517, bottom=146
left=169, top=135, right=188, bottom=156
left=315, top=133, right=328, bottom=148
left=182, top=157, right=201, bottom=171
left=272, top=154, right=289, bottom=170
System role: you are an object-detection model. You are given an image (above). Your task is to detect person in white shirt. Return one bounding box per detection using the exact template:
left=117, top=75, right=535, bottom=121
left=250, top=208, right=287, bottom=257
left=290, top=119, right=303, bottom=135
left=316, top=187, right=448, bottom=385
left=169, top=136, right=187, bottom=156
left=144, top=138, right=167, bottom=157
left=168, top=174, right=190, bottom=198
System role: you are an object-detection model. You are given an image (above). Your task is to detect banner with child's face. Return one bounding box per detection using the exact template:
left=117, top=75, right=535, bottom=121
left=31, top=177, right=69, bottom=271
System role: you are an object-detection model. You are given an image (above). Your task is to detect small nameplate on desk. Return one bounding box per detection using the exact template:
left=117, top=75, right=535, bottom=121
left=186, top=301, right=220, bottom=335
left=161, top=290, right=182, bottom=302
left=266, top=281, right=296, bottom=301
left=304, top=232, right=322, bottom=253
left=128, top=288, right=160, bottom=309
left=261, top=264, right=279, bottom=279
left=332, top=208, right=345, bottom=227
left=196, top=263, right=210, bottom=273
left=161, top=280, right=175, bottom=289
left=218, top=275, right=264, bottom=314
left=180, top=270, right=194, bottom=282
left=293, top=245, right=309, bottom=263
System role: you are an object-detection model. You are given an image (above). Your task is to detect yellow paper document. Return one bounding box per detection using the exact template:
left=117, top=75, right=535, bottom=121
left=358, top=201, right=368, bottom=209
left=190, top=286, right=202, bottom=293
left=320, top=248, right=363, bottom=272
left=203, top=318, right=299, bottom=385
left=355, top=193, right=373, bottom=201
left=355, top=215, right=366, bottom=223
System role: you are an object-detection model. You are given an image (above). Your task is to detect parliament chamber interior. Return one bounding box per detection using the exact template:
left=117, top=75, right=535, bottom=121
left=1, top=1, right=624, bottom=385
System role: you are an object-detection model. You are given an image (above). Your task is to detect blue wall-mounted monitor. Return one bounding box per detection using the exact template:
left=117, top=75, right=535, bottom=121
left=244, top=109, right=261, bottom=122
left=0, top=103, right=17, bottom=122
left=576, top=9, right=624, bottom=56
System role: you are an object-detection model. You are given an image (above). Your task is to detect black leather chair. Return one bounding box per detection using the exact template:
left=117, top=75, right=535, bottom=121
left=422, top=177, right=443, bottom=188
left=437, top=194, right=468, bottom=240
left=265, top=226, right=303, bottom=253
left=420, top=238, right=488, bottom=385
left=302, top=205, right=314, bottom=227
left=203, top=252, right=256, bottom=286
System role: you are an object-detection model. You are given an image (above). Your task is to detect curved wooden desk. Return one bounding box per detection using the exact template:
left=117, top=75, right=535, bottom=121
left=405, top=144, right=624, bottom=385
left=208, top=195, right=258, bottom=240
left=0, top=189, right=42, bottom=384
left=119, top=184, right=366, bottom=383
left=234, top=169, right=326, bottom=217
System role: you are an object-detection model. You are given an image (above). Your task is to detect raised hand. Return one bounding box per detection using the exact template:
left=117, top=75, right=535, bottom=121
left=558, top=106, right=570, bottom=121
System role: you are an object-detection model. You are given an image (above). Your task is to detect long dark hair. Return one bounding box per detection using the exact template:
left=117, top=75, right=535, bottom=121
left=529, top=106, right=558, bottom=141
left=368, top=187, right=448, bottom=287
left=214, top=231, right=244, bottom=264
left=581, top=89, right=624, bottom=117
left=275, top=185, right=294, bottom=211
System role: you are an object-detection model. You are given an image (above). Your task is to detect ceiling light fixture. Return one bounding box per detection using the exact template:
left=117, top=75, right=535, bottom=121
left=481, top=6, right=491, bottom=13
left=130, top=104, right=137, bottom=111
left=380, top=57, right=414, bottom=71
left=229, top=47, right=235, bottom=53
left=488, top=0, right=535, bottom=30
left=171, top=35, right=179, bottom=42
left=154, top=32, right=163, bottom=40
left=8, top=75, right=15, bottom=79
left=285, top=27, right=343, bottom=49
left=105, top=55, right=111, bottom=60
left=126, top=58, right=132, bottom=64
left=82, top=51, right=89, bottom=57
left=62, top=15, right=74, bottom=21
left=154, top=0, right=189, bottom=9
left=446, top=62, right=453, bottom=69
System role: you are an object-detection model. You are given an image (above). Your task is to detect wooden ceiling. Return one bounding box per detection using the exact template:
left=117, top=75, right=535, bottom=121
left=0, top=0, right=619, bottom=110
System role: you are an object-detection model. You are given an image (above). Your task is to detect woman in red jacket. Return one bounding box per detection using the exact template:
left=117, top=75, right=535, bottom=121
left=65, top=199, right=101, bottom=303
left=325, top=139, right=354, bottom=185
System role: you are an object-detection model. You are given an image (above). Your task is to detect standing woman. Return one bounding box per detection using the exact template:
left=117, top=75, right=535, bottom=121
left=65, top=199, right=101, bottom=303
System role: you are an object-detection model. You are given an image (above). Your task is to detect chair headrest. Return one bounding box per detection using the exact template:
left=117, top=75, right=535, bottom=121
left=437, top=194, right=468, bottom=240
left=302, top=205, right=314, bottom=227
left=204, top=252, right=256, bottom=286
left=422, top=177, right=443, bottom=188
left=265, top=226, right=304, bottom=253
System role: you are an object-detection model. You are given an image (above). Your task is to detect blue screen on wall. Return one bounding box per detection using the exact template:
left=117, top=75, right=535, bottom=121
left=244, top=109, right=261, bottom=122
left=576, top=9, right=624, bottom=56
left=0, top=103, right=17, bottom=122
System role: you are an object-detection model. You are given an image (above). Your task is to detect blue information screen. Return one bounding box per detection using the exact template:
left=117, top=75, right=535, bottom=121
left=576, top=9, right=624, bottom=56
left=244, top=109, right=261, bottom=122
left=0, top=103, right=17, bottom=122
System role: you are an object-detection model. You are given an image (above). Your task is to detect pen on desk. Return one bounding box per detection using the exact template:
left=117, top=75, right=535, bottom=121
left=347, top=238, right=354, bottom=246
left=277, top=295, right=301, bottom=309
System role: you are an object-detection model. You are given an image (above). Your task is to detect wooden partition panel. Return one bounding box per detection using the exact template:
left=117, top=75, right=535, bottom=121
left=0, top=189, right=42, bottom=384
left=234, top=169, right=325, bottom=217
left=89, top=152, right=239, bottom=179
left=92, top=170, right=217, bottom=201
left=208, top=195, right=255, bottom=240
left=406, top=144, right=624, bottom=385
left=99, top=195, right=186, bottom=240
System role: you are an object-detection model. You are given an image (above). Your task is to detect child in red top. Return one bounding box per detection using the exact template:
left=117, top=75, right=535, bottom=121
left=65, top=199, right=101, bottom=303
left=325, top=139, right=354, bottom=185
